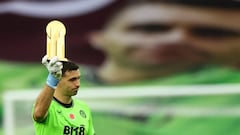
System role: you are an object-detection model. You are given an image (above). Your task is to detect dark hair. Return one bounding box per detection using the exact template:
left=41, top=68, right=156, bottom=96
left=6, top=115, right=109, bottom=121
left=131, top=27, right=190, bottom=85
left=103, top=0, right=239, bottom=29
left=61, top=61, right=79, bottom=76
left=159, top=0, right=240, bottom=9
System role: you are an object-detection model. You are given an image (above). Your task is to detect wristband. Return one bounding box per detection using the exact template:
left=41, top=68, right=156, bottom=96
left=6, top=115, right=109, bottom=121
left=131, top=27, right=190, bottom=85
left=46, top=73, right=59, bottom=89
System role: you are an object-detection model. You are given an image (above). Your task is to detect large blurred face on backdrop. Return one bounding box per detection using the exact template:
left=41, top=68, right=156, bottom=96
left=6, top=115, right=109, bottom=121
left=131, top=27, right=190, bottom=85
left=90, top=3, right=240, bottom=71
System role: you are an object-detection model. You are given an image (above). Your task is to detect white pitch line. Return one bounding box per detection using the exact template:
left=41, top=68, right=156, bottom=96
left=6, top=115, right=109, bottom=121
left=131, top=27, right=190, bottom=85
left=4, top=84, right=240, bottom=100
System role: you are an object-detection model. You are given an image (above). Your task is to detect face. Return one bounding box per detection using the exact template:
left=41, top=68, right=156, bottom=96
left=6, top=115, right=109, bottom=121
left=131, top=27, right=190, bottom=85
left=58, top=69, right=80, bottom=96
left=91, top=3, right=240, bottom=70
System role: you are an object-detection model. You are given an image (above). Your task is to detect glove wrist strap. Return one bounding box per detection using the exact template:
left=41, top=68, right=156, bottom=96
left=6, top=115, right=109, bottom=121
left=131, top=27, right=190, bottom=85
left=46, top=73, right=59, bottom=89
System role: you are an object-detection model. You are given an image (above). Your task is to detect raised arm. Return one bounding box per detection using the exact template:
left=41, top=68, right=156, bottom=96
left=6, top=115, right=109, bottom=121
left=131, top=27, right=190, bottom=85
left=33, top=55, right=62, bottom=122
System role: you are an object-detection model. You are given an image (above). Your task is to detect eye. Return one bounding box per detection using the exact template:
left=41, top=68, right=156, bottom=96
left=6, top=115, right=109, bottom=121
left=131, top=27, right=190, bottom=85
left=127, top=23, right=172, bottom=33
left=192, top=26, right=240, bottom=38
left=69, top=77, right=80, bottom=82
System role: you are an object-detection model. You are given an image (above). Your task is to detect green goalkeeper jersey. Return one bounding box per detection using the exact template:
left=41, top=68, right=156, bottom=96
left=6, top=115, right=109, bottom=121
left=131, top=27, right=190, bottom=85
left=33, top=98, right=95, bottom=135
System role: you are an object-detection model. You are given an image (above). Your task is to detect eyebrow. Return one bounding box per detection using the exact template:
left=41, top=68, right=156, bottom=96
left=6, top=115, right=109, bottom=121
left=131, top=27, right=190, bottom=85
left=68, top=76, right=80, bottom=81
left=126, top=23, right=240, bottom=36
left=192, top=26, right=240, bottom=37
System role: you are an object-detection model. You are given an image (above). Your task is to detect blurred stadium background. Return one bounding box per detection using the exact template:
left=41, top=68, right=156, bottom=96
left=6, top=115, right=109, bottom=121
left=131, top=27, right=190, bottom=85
left=1, top=0, right=240, bottom=135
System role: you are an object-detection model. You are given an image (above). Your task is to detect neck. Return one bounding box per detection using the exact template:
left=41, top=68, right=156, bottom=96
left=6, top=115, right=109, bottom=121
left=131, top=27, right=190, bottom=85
left=54, top=89, right=72, bottom=104
left=53, top=97, right=73, bottom=108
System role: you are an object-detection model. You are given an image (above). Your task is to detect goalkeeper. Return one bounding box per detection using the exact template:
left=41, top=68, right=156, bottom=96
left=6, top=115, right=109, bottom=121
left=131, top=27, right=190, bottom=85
left=32, top=55, right=95, bottom=135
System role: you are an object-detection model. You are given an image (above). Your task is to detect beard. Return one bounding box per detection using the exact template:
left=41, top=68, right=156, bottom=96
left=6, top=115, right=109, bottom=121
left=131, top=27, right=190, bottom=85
left=123, top=44, right=210, bottom=67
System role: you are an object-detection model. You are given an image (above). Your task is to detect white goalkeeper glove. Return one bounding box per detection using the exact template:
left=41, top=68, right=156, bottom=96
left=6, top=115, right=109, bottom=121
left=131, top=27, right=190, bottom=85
left=42, top=55, right=63, bottom=89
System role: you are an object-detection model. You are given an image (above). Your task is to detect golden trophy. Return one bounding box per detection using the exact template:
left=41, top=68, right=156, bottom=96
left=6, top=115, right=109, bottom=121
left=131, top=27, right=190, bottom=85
left=46, top=20, right=67, bottom=61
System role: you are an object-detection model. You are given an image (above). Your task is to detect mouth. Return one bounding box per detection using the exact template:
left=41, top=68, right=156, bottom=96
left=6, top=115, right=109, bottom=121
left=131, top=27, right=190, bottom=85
left=72, top=88, right=79, bottom=93
left=129, top=45, right=210, bottom=64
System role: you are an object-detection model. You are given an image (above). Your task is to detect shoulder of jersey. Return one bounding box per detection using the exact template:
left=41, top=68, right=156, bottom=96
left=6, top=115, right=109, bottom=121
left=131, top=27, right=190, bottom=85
left=73, top=99, right=90, bottom=109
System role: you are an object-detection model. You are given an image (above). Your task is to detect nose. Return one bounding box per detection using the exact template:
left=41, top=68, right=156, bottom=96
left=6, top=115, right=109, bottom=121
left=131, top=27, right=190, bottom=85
left=74, top=80, right=80, bottom=88
left=147, top=27, right=192, bottom=47
left=167, top=27, right=191, bottom=44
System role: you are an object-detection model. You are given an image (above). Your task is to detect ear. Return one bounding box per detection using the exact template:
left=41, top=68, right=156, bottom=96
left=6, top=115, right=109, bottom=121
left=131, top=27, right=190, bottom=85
left=87, top=31, right=105, bottom=50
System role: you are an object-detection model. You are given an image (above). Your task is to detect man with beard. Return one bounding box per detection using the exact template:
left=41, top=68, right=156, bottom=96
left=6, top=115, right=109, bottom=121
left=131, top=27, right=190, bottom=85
left=32, top=56, right=95, bottom=135
left=80, top=1, right=240, bottom=135
left=82, top=0, right=240, bottom=86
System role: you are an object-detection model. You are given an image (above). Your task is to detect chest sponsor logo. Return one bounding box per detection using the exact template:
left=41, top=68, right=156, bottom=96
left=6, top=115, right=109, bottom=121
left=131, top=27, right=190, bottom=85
left=63, top=125, right=85, bottom=135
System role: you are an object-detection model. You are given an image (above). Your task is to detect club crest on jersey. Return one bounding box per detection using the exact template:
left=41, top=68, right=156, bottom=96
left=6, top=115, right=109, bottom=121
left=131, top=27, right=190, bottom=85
left=79, top=110, right=86, bottom=118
